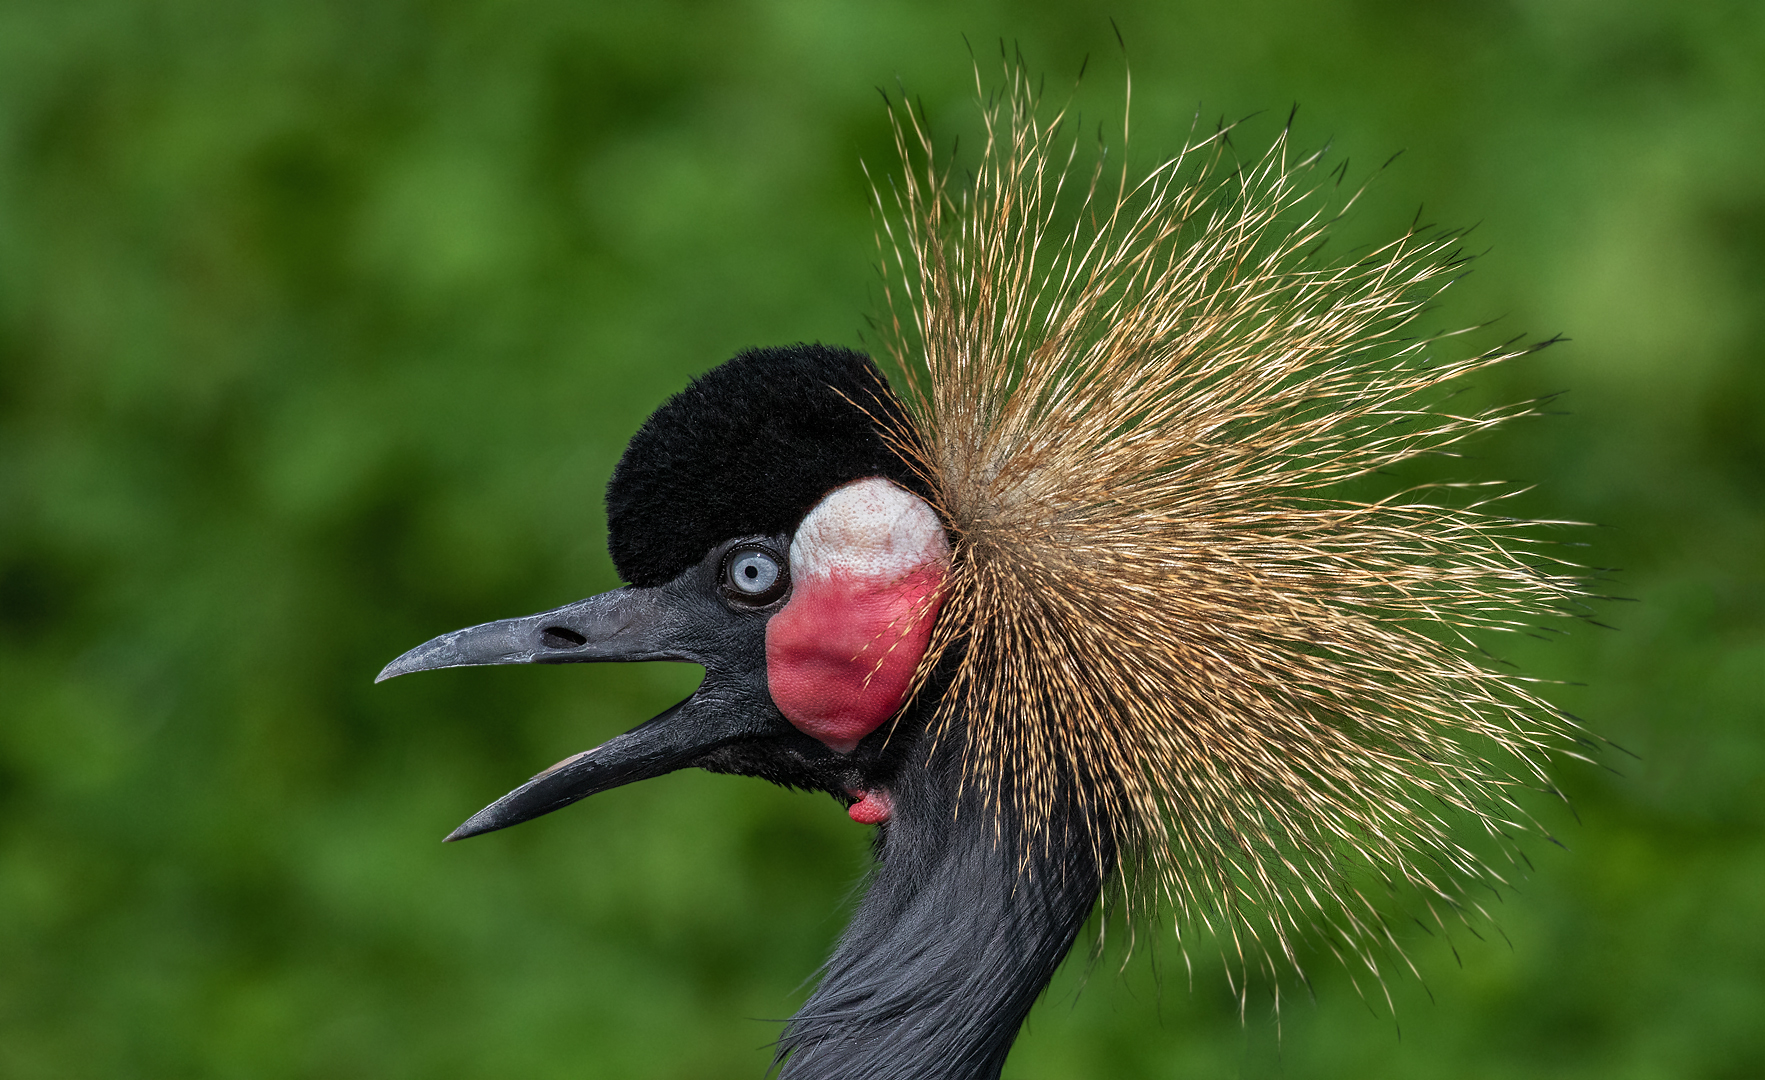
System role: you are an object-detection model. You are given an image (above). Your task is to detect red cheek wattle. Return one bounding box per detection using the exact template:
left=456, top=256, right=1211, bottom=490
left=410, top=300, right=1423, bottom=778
left=765, top=565, right=943, bottom=753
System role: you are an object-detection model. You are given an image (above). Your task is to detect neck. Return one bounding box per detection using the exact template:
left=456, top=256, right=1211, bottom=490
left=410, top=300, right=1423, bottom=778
left=777, top=742, right=1111, bottom=1080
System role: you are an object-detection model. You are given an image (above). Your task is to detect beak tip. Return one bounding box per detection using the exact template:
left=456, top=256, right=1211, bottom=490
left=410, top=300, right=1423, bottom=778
left=445, top=812, right=497, bottom=843
left=375, top=646, right=431, bottom=685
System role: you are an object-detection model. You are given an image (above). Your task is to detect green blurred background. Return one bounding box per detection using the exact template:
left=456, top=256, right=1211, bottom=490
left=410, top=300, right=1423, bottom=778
left=1, top=1, right=1760, bottom=1077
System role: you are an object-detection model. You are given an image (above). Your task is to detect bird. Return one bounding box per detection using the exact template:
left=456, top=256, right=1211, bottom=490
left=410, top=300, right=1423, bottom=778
left=377, top=67, right=1586, bottom=1080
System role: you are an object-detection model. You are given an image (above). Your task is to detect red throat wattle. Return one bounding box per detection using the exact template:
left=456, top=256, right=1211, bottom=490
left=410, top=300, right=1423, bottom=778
left=845, top=788, right=894, bottom=825
left=765, top=478, right=950, bottom=756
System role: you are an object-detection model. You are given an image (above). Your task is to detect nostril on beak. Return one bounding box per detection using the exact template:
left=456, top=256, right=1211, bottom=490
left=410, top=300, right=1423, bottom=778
left=539, top=626, right=588, bottom=650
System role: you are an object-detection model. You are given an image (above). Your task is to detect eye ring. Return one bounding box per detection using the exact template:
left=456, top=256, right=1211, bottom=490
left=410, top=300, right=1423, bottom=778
left=722, top=545, right=788, bottom=604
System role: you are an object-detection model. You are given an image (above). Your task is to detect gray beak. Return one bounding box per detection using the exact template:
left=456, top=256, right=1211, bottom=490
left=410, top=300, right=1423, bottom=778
left=376, top=587, right=690, bottom=682
left=378, top=583, right=784, bottom=840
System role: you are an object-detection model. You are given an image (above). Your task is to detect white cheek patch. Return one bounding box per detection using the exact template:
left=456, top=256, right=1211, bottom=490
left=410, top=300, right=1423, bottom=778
left=789, top=477, right=949, bottom=585
left=765, top=478, right=950, bottom=756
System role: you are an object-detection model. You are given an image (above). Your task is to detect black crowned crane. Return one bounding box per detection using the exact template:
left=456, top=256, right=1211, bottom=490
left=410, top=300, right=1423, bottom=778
left=378, top=75, right=1585, bottom=1079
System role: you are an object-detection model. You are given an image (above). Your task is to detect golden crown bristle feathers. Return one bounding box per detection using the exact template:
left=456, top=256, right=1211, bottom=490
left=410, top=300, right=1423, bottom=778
left=871, top=62, right=1592, bottom=995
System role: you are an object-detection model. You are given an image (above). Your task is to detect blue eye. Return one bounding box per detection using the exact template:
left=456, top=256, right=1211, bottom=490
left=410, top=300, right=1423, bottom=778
left=727, top=548, right=782, bottom=597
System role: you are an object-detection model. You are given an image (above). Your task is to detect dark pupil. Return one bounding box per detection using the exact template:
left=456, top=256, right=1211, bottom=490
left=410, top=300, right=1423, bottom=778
left=730, top=550, right=779, bottom=595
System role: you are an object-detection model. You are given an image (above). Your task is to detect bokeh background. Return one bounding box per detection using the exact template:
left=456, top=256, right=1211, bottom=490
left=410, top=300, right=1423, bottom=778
left=2, top=1, right=1760, bottom=1077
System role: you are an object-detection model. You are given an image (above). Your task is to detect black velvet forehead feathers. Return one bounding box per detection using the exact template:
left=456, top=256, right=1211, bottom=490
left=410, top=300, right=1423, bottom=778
left=606, top=344, right=927, bottom=588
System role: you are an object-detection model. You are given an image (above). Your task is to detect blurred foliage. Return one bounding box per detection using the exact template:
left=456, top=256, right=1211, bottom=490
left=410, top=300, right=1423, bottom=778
left=1, top=1, right=1760, bottom=1077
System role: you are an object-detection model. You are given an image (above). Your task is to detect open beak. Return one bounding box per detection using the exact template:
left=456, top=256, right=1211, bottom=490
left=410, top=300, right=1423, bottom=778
left=377, top=586, right=782, bottom=840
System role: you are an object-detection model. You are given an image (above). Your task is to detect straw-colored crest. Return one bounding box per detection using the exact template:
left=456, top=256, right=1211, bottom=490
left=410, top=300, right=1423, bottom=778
left=869, top=64, right=1590, bottom=996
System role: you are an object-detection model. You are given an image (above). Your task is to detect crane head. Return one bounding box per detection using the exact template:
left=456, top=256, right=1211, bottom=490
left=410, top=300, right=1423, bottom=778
left=376, top=344, right=946, bottom=839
